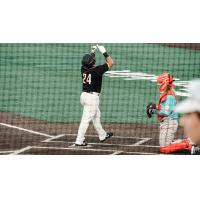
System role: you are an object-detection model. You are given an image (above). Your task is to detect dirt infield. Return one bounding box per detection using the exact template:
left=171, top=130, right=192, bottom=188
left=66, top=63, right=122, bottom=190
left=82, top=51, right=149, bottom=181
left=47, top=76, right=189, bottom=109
left=0, top=112, right=185, bottom=155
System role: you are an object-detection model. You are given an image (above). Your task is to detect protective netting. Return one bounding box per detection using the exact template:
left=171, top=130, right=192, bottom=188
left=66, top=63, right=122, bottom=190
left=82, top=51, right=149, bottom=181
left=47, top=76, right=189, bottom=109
left=0, top=43, right=199, bottom=154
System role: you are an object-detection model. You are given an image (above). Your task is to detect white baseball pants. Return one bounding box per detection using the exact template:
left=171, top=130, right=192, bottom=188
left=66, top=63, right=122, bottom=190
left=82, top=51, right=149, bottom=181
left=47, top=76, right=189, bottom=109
left=159, top=117, right=178, bottom=147
left=75, top=92, right=107, bottom=145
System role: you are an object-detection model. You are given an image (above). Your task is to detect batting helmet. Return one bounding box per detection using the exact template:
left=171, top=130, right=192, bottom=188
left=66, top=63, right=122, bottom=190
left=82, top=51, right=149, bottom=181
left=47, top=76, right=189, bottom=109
left=157, top=73, right=175, bottom=93
left=81, top=53, right=96, bottom=68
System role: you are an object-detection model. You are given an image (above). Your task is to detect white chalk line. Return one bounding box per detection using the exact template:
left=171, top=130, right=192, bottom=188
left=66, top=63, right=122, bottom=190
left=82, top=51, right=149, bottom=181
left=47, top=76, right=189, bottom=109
left=10, top=145, right=158, bottom=155
left=49, top=133, right=150, bottom=140
left=0, top=123, right=53, bottom=138
left=0, top=150, right=15, bottom=154
left=7, top=141, right=159, bottom=155
left=117, top=151, right=157, bottom=155
left=129, top=138, right=152, bottom=146
left=42, top=134, right=66, bottom=142
left=42, top=134, right=158, bottom=147
left=60, top=134, right=158, bottom=148
left=10, top=146, right=32, bottom=155
left=30, top=146, right=116, bottom=153
left=8, top=146, right=116, bottom=155
left=111, top=151, right=124, bottom=155
left=44, top=140, right=160, bottom=148
left=6, top=141, right=159, bottom=155
left=64, top=133, right=148, bottom=140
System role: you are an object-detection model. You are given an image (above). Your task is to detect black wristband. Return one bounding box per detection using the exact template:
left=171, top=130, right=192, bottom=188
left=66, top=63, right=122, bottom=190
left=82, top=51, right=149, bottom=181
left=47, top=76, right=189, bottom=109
left=103, top=52, right=109, bottom=58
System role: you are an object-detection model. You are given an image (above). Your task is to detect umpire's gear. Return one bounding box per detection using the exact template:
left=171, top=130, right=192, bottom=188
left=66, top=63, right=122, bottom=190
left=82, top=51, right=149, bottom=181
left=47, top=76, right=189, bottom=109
left=82, top=53, right=96, bottom=68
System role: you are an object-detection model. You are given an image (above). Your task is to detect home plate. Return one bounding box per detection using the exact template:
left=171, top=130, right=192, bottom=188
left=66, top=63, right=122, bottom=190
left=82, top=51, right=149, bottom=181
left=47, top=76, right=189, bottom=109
left=68, top=144, right=93, bottom=148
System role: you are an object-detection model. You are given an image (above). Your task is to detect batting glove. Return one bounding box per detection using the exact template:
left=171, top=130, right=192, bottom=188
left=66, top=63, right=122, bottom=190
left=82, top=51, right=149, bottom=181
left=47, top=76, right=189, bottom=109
left=91, top=45, right=97, bottom=53
left=97, top=45, right=107, bottom=54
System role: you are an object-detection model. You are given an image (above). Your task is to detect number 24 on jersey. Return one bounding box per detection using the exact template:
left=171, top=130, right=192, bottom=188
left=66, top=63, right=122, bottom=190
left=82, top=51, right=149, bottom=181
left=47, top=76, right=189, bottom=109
left=83, top=73, right=91, bottom=85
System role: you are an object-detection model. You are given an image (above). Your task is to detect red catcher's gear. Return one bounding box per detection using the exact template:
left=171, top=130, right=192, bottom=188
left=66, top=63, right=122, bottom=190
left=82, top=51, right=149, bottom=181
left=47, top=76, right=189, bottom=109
left=160, top=139, right=192, bottom=154
left=156, top=73, right=176, bottom=121
left=157, top=90, right=176, bottom=121
left=157, top=73, right=175, bottom=93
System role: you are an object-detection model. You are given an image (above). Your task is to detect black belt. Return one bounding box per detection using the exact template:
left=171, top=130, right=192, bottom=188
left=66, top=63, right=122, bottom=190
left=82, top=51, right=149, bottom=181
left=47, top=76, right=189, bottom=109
left=83, top=91, right=100, bottom=96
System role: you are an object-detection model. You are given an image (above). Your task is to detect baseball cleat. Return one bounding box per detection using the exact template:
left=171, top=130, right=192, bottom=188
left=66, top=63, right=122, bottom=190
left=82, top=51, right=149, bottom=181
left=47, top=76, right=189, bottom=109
left=100, top=132, right=113, bottom=142
left=75, top=141, right=88, bottom=147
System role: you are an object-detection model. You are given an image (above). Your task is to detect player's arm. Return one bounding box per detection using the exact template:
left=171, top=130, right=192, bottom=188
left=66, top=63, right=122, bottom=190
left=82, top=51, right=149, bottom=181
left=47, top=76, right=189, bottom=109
left=97, top=45, right=113, bottom=70
left=105, top=55, right=113, bottom=70
left=148, top=104, right=169, bottom=117
left=153, top=109, right=169, bottom=117
left=149, top=96, right=176, bottom=117
left=146, top=102, right=168, bottom=118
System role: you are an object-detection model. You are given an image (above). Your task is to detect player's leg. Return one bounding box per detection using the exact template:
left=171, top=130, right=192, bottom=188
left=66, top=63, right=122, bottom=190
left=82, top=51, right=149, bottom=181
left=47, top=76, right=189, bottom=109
left=76, top=106, right=92, bottom=145
left=92, top=107, right=107, bottom=141
left=159, top=125, right=167, bottom=147
left=75, top=93, right=93, bottom=145
left=166, top=119, right=178, bottom=145
left=159, top=118, right=178, bottom=146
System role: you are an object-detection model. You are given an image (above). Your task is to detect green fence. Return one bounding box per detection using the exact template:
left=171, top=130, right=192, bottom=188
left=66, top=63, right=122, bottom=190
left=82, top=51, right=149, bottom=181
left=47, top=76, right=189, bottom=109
left=0, top=44, right=199, bottom=123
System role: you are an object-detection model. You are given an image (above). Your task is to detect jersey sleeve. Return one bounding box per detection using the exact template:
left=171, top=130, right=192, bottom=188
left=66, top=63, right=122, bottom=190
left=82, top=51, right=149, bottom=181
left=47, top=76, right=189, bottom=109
left=159, top=95, right=177, bottom=116
left=95, top=63, right=109, bottom=75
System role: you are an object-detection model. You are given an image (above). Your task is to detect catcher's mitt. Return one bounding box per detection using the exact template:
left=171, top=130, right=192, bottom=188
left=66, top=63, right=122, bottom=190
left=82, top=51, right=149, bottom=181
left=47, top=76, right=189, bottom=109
left=146, top=102, right=157, bottom=118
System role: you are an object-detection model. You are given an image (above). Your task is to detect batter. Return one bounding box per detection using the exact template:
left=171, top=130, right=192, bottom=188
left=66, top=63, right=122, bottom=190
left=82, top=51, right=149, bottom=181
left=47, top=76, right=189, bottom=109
left=75, top=45, right=114, bottom=146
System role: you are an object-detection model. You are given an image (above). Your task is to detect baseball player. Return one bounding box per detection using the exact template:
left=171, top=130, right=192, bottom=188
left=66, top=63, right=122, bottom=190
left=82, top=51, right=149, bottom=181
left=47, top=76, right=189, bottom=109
left=146, top=73, right=178, bottom=149
left=75, top=45, right=114, bottom=146
left=160, top=80, right=200, bottom=154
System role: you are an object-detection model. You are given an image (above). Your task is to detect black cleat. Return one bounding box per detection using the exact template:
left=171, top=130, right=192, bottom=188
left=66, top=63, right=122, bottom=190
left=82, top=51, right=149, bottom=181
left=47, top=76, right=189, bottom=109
left=100, top=132, right=113, bottom=142
left=75, top=141, right=88, bottom=147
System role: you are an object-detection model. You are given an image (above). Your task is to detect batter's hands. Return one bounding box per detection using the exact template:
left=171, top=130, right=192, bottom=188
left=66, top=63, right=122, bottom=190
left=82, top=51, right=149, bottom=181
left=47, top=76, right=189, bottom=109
left=97, top=45, right=107, bottom=54
left=91, top=45, right=98, bottom=53
left=96, top=44, right=113, bottom=70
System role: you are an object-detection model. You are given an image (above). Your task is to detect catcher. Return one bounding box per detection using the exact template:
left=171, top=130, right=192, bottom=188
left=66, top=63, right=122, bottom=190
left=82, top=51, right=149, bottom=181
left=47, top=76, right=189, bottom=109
left=146, top=73, right=179, bottom=148
left=159, top=80, right=200, bottom=154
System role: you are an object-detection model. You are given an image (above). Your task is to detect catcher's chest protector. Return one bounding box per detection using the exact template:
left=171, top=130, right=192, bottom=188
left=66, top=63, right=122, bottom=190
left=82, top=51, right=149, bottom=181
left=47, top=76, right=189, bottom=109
left=157, top=90, right=176, bottom=121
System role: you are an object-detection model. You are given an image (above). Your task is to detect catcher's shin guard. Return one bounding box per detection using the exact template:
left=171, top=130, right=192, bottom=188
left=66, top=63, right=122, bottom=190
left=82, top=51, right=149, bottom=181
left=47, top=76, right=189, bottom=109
left=160, top=139, right=192, bottom=154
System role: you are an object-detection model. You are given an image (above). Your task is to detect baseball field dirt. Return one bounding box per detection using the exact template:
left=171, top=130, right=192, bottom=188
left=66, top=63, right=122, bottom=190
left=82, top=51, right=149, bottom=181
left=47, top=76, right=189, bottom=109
left=0, top=112, right=186, bottom=155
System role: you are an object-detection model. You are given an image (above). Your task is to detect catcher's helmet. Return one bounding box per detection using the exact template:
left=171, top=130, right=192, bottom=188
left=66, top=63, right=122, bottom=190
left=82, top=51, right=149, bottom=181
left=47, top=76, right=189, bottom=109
left=81, top=53, right=96, bottom=68
left=157, top=73, right=175, bottom=93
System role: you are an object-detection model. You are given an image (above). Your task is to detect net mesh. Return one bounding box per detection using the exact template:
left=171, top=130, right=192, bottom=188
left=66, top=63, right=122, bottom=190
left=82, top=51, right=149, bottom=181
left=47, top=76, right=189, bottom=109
left=0, top=43, right=199, bottom=154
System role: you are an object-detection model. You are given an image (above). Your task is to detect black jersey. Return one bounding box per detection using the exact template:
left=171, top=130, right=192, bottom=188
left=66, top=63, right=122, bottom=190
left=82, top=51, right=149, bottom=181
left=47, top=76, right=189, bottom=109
left=81, top=63, right=109, bottom=93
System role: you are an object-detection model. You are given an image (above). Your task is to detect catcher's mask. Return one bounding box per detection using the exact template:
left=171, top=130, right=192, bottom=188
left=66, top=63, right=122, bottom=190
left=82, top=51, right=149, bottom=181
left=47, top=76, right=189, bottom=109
left=157, top=73, right=175, bottom=93
left=81, top=53, right=96, bottom=68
